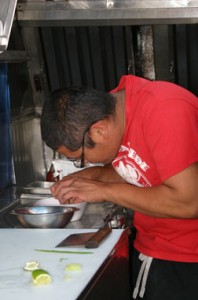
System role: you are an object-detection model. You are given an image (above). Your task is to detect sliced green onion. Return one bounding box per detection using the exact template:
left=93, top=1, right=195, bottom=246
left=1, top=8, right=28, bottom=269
left=35, top=249, right=93, bottom=254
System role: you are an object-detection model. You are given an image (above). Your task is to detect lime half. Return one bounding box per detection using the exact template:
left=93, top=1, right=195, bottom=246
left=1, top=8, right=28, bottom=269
left=32, top=269, right=52, bottom=285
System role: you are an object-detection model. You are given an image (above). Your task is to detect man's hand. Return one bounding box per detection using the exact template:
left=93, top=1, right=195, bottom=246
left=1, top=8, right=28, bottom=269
left=50, top=163, right=124, bottom=204
left=51, top=176, right=108, bottom=204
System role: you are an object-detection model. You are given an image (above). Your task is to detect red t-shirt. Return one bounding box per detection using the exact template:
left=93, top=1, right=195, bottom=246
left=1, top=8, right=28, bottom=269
left=111, top=75, right=198, bottom=262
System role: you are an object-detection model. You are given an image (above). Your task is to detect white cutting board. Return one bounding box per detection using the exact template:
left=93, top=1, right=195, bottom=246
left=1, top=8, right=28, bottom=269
left=0, top=229, right=124, bottom=300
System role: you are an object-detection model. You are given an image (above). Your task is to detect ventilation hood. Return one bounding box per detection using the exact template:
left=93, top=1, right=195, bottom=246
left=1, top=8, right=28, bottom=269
left=16, top=0, right=198, bottom=26
left=0, top=0, right=17, bottom=53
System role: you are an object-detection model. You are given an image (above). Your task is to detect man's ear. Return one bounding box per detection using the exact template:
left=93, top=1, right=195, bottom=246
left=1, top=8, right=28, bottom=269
left=89, top=120, right=109, bottom=142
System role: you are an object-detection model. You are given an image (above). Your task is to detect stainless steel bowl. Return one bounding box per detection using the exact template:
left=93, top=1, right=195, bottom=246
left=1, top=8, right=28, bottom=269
left=27, top=181, right=53, bottom=188
left=10, top=206, right=76, bottom=228
left=23, top=181, right=53, bottom=195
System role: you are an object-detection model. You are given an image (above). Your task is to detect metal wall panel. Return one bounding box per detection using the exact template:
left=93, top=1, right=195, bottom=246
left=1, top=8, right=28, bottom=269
left=40, top=26, right=136, bottom=92
left=11, top=116, right=46, bottom=186
left=40, top=24, right=198, bottom=96
left=0, top=64, right=13, bottom=188
left=153, top=24, right=198, bottom=96
left=174, top=24, right=198, bottom=96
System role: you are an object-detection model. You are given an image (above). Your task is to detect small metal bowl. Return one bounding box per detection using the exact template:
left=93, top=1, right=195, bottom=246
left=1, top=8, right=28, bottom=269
left=23, top=181, right=54, bottom=195
left=10, top=206, right=76, bottom=228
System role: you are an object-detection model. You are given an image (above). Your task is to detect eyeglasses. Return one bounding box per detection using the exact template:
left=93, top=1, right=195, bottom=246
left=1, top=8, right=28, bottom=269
left=67, top=121, right=98, bottom=168
left=79, top=128, right=87, bottom=168
left=68, top=127, right=89, bottom=168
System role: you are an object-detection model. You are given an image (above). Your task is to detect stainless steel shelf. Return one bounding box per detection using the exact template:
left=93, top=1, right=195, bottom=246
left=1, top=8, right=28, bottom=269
left=0, top=50, right=30, bottom=63
left=16, top=1, right=198, bottom=26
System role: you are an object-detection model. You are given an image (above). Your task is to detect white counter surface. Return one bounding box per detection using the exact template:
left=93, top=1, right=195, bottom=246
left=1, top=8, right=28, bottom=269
left=0, top=228, right=124, bottom=300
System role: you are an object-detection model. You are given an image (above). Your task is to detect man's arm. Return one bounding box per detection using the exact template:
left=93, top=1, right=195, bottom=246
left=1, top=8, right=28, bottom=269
left=51, top=162, right=198, bottom=219
left=105, top=162, right=198, bottom=218
left=59, top=163, right=126, bottom=183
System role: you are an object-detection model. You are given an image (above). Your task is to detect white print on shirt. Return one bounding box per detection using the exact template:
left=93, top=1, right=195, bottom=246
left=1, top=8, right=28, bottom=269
left=113, top=144, right=152, bottom=187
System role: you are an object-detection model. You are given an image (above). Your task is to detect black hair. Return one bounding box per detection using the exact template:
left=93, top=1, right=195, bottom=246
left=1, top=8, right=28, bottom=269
left=41, top=86, right=116, bottom=151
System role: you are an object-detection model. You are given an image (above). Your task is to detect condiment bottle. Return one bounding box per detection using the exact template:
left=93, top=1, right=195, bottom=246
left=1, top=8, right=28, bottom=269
left=46, top=151, right=60, bottom=182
